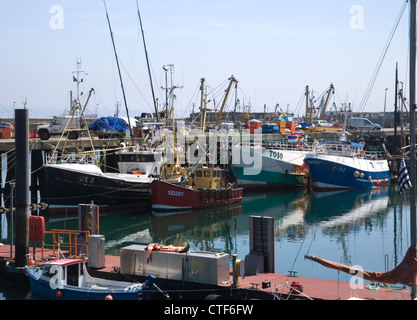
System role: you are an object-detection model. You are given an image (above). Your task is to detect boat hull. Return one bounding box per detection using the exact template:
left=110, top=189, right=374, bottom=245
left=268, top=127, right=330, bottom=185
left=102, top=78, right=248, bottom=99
left=26, top=274, right=141, bottom=300
left=304, top=154, right=391, bottom=190
left=25, top=264, right=145, bottom=300
left=150, top=180, right=243, bottom=211
left=41, top=164, right=151, bottom=207
left=231, top=147, right=308, bottom=189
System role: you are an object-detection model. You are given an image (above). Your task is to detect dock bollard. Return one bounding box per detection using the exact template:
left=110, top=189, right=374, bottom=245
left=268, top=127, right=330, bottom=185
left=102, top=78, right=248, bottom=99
left=232, top=254, right=242, bottom=288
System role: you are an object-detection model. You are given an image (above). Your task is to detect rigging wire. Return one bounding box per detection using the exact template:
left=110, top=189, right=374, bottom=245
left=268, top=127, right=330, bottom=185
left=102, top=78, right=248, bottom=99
left=357, top=0, right=408, bottom=113
left=181, top=81, right=201, bottom=119
left=306, top=224, right=319, bottom=257
left=293, top=89, right=307, bottom=118
left=119, top=58, right=154, bottom=111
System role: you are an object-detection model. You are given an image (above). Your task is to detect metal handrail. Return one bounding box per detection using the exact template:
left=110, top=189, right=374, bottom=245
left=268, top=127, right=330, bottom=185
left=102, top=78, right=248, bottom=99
left=42, top=229, right=90, bottom=259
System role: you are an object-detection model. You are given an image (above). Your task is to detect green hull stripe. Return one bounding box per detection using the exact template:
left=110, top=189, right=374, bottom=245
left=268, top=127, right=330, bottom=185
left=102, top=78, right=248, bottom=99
left=232, top=166, right=305, bottom=185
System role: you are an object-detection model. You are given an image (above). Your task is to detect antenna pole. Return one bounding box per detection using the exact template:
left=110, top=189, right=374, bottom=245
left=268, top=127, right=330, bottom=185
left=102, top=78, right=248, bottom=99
left=409, top=0, right=416, bottom=300
left=136, top=0, right=159, bottom=122
left=103, top=0, right=133, bottom=143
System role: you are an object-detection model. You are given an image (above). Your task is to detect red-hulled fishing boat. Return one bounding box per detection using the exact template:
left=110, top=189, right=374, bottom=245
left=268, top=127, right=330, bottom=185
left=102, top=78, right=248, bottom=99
left=151, top=166, right=243, bottom=212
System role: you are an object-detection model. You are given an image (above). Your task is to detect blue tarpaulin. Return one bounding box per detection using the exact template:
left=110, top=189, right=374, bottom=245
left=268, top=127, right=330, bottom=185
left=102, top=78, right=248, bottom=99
left=89, top=117, right=129, bottom=132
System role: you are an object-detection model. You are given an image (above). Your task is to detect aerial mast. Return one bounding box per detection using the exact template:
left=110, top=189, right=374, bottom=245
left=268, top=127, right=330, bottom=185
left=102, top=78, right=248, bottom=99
left=199, top=78, right=205, bottom=129
left=409, top=0, right=417, bottom=300
left=136, top=0, right=159, bottom=122
left=103, top=0, right=133, bottom=143
left=72, top=57, right=85, bottom=105
left=305, top=86, right=311, bottom=123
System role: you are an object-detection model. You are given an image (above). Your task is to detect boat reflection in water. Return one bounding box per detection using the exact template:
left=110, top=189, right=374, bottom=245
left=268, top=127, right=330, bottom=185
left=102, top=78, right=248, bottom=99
left=9, top=184, right=403, bottom=289
left=42, top=187, right=391, bottom=257
left=305, top=187, right=390, bottom=231
left=237, top=187, right=390, bottom=244
left=94, top=203, right=243, bottom=256
left=150, top=204, right=243, bottom=240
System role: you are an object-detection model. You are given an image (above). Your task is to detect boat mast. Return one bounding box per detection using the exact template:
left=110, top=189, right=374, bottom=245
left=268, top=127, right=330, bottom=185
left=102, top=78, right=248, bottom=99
left=135, top=0, right=159, bottom=122
left=103, top=0, right=134, bottom=144
left=214, top=76, right=236, bottom=127
left=319, top=83, right=334, bottom=120
left=394, top=63, right=399, bottom=154
left=305, top=86, right=310, bottom=122
left=409, top=0, right=417, bottom=300
left=199, top=78, right=205, bottom=129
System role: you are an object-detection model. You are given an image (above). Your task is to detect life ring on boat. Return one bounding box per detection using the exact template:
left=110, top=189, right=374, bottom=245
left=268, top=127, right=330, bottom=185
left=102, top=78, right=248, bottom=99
left=220, top=177, right=226, bottom=187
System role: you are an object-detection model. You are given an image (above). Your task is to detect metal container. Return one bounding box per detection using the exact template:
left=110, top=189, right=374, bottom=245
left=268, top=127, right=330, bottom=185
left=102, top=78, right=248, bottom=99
left=87, top=235, right=105, bottom=268
left=120, top=244, right=230, bottom=286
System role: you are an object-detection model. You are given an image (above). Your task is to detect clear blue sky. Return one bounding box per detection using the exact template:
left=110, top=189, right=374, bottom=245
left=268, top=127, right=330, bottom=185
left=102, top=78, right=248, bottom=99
left=0, top=0, right=411, bottom=119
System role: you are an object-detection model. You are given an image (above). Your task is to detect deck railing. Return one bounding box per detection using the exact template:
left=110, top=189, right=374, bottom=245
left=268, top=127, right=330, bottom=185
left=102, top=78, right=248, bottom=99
left=41, top=229, right=90, bottom=259
left=45, top=153, right=98, bottom=165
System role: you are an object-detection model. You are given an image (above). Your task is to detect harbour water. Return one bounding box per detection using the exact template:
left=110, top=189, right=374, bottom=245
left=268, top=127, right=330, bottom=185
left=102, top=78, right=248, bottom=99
left=0, top=184, right=413, bottom=299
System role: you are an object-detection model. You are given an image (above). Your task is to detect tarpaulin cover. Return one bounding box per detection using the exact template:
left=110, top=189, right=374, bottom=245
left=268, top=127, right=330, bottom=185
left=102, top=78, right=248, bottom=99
left=89, top=117, right=129, bottom=132
left=306, top=246, right=417, bottom=285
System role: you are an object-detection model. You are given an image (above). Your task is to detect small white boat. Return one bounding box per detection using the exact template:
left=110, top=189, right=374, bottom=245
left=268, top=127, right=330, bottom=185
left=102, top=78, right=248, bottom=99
left=25, top=257, right=168, bottom=300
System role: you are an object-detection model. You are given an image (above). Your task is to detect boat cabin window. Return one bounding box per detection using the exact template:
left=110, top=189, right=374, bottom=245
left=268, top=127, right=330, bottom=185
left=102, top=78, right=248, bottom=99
left=204, top=171, right=211, bottom=177
left=214, top=171, right=223, bottom=177
left=42, top=265, right=59, bottom=279
left=195, top=170, right=202, bottom=177
left=66, top=263, right=80, bottom=286
left=118, top=154, right=158, bottom=163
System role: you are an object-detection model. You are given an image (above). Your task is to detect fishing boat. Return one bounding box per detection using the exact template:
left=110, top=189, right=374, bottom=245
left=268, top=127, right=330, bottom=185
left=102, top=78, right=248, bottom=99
left=150, top=166, right=243, bottom=212
left=25, top=257, right=168, bottom=300
left=116, top=145, right=163, bottom=176
left=42, top=2, right=169, bottom=208
left=305, top=0, right=417, bottom=300
left=42, top=153, right=153, bottom=207
left=303, top=139, right=391, bottom=190
left=37, top=58, right=157, bottom=207
left=115, top=128, right=184, bottom=181
left=231, top=134, right=312, bottom=189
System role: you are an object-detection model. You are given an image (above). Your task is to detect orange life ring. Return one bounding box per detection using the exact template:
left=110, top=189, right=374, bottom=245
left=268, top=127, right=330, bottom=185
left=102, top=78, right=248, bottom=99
left=2, top=128, right=10, bottom=139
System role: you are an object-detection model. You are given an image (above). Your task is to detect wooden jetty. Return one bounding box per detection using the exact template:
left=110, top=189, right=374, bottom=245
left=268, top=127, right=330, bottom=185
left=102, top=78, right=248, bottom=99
left=0, top=244, right=410, bottom=300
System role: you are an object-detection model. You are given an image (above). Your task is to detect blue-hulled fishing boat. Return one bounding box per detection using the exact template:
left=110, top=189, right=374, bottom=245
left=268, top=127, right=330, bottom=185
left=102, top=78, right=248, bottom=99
left=303, top=139, right=391, bottom=190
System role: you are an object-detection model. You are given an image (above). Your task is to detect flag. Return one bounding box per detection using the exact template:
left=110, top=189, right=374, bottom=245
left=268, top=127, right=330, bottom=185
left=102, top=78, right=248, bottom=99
left=398, top=156, right=412, bottom=194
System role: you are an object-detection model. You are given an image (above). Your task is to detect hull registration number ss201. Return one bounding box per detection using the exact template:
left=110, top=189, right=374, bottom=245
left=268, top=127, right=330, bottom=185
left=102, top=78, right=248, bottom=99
left=168, top=190, right=184, bottom=197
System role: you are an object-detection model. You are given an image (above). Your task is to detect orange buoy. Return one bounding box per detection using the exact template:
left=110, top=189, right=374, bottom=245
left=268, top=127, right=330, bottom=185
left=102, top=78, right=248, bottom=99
left=289, top=281, right=303, bottom=294
left=28, top=259, right=36, bottom=266
left=105, top=294, right=113, bottom=300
